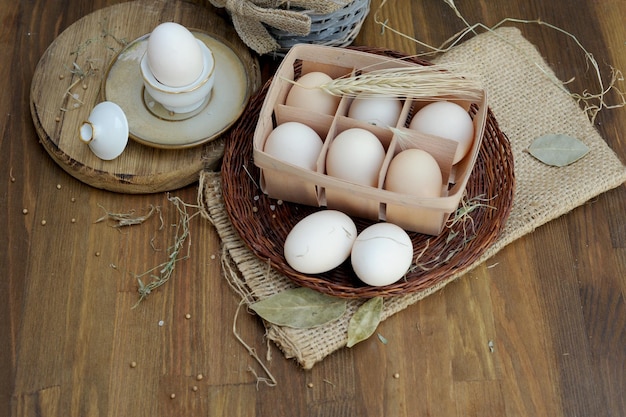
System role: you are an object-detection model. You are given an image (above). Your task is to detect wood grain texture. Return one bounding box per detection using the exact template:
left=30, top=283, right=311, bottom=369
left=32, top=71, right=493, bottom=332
left=2, top=0, right=625, bottom=416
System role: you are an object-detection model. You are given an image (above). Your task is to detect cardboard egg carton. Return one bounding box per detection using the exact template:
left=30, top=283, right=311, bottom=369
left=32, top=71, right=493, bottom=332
left=253, top=44, right=488, bottom=235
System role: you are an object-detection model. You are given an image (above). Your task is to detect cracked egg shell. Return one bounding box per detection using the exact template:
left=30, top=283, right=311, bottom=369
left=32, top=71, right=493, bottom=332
left=284, top=210, right=357, bottom=274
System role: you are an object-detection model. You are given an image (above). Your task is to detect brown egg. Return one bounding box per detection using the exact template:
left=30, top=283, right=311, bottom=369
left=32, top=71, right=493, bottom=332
left=285, top=72, right=340, bottom=115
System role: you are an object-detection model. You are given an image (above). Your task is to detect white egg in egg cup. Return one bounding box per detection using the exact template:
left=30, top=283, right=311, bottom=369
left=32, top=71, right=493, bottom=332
left=140, top=40, right=215, bottom=114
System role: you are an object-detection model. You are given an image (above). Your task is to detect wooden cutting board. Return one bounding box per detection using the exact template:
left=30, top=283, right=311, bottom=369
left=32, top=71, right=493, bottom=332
left=30, top=0, right=261, bottom=194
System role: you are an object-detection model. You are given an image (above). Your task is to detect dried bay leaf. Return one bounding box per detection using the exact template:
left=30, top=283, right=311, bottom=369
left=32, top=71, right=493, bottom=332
left=527, top=134, right=590, bottom=167
left=347, top=296, right=384, bottom=348
left=250, top=287, right=346, bottom=329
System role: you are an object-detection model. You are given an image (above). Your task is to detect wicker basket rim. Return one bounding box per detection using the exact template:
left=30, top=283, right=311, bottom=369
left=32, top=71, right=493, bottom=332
left=221, top=46, right=515, bottom=298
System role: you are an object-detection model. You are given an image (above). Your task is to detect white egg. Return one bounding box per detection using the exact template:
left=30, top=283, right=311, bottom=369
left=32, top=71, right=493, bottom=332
left=409, top=101, right=474, bottom=164
left=350, top=223, right=414, bottom=286
left=147, top=22, right=204, bottom=88
left=326, top=128, right=386, bottom=187
left=284, top=210, right=358, bottom=274
left=348, top=97, right=402, bottom=127
left=285, top=72, right=341, bottom=116
left=264, top=122, right=323, bottom=170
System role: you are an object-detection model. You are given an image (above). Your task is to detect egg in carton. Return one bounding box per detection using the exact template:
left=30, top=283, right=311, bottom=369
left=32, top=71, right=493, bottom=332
left=253, top=44, right=488, bottom=236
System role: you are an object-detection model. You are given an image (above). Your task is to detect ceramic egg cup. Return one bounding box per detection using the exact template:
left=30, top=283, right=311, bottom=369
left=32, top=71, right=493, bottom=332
left=252, top=44, right=488, bottom=236
left=140, top=40, right=215, bottom=114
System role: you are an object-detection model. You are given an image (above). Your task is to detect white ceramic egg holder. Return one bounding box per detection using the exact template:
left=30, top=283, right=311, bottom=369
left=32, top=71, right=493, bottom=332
left=253, top=44, right=488, bottom=236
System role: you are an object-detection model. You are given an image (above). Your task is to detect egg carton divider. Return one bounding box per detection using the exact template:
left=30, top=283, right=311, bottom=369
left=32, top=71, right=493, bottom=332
left=253, top=44, right=488, bottom=236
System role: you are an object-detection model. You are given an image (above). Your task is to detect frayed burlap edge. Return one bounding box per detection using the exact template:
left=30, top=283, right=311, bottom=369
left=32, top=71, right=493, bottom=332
left=198, top=27, right=626, bottom=369
left=199, top=172, right=455, bottom=369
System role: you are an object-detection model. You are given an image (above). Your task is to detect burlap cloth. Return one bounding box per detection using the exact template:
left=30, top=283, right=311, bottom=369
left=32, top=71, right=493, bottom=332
left=199, top=27, right=626, bottom=369
left=207, top=0, right=350, bottom=54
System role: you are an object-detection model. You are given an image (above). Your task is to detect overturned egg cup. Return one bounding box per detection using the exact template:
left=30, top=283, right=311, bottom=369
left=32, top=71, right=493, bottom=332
left=79, top=101, right=129, bottom=161
left=140, top=40, right=215, bottom=114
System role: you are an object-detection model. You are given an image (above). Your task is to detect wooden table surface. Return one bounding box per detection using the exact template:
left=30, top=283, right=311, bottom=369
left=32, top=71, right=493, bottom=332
left=2, top=0, right=625, bottom=416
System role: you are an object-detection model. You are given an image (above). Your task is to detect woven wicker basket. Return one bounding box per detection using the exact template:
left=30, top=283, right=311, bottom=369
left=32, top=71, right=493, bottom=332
left=221, top=47, right=515, bottom=299
left=268, top=0, right=370, bottom=55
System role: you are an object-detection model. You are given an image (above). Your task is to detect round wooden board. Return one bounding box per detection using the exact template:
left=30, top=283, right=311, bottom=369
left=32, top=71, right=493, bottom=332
left=30, top=0, right=261, bottom=194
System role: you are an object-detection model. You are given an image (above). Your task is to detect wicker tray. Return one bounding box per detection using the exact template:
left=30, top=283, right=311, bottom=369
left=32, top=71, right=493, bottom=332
left=221, top=47, right=515, bottom=299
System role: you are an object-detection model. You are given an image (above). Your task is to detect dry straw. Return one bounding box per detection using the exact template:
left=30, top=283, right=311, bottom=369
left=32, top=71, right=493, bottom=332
left=318, top=64, right=484, bottom=101
left=374, top=0, right=626, bottom=122
left=131, top=195, right=202, bottom=307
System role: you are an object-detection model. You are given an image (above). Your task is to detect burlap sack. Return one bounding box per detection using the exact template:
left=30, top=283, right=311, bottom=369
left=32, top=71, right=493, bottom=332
left=207, top=0, right=350, bottom=54
left=199, top=27, right=626, bottom=369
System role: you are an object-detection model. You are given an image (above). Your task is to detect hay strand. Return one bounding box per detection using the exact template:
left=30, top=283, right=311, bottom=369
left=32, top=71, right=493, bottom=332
left=318, top=65, right=483, bottom=101
left=373, top=0, right=626, bottom=122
